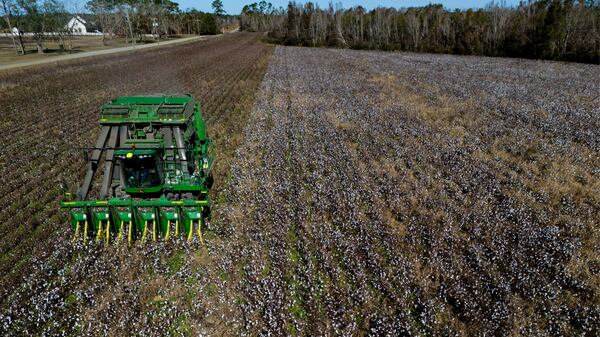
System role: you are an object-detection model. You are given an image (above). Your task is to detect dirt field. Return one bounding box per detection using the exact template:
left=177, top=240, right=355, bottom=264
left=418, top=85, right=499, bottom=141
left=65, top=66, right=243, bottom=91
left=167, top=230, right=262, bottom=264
left=0, top=32, right=273, bottom=335
left=0, top=37, right=598, bottom=335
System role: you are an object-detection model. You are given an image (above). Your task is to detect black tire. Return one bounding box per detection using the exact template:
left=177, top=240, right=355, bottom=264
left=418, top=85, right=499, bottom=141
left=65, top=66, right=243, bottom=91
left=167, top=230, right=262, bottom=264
left=206, top=174, right=214, bottom=189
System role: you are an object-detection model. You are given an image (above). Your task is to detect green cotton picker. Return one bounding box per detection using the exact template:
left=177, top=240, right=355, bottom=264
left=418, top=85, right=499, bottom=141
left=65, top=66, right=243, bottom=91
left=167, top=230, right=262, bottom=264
left=60, top=95, right=214, bottom=244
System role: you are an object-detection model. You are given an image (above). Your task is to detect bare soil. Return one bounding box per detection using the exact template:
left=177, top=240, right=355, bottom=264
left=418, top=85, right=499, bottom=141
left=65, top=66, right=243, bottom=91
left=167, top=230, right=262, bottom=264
left=0, top=32, right=273, bottom=335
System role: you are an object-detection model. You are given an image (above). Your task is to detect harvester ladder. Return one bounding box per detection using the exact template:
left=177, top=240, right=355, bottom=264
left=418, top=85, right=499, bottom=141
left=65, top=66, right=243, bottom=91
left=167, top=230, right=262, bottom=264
left=100, top=127, right=120, bottom=199
left=78, top=126, right=110, bottom=200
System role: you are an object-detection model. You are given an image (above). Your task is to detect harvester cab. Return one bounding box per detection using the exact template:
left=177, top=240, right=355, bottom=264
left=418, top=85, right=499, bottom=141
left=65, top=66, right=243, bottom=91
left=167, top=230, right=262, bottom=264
left=61, top=95, right=214, bottom=244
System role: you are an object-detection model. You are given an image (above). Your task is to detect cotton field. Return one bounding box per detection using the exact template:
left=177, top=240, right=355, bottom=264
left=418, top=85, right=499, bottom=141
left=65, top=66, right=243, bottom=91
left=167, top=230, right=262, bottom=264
left=0, top=37, right=597, bottom=336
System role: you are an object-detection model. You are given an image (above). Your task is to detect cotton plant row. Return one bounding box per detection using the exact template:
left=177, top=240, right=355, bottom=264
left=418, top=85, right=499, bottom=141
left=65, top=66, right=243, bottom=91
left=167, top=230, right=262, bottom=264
left=213, top=46, right=599, bottom=335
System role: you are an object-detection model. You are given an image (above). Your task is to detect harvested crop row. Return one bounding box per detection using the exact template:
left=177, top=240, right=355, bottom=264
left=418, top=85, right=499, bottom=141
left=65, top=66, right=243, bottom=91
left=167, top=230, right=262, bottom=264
left=0, top=33, right=273, bottom=335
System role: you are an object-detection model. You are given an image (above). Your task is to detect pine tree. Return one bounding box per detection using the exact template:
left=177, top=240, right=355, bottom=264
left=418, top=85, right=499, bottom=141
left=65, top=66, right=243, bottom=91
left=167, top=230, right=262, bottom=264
left=212, top=0, right=225, bottom=16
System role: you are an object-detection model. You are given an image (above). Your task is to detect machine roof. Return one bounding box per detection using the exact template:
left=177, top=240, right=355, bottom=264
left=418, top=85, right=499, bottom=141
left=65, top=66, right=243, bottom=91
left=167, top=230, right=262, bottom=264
left=100, top=95, right=196, bottom=124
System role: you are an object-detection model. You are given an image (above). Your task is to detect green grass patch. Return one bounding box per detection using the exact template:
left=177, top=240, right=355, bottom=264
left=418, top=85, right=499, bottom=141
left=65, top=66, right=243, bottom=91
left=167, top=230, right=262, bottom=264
left=218, top=270, right=229, bottom=281
left=261, top=261, right=272, bottom=279
left=289, top=278, right=308, bottom=320
left=205, top=283, right=217, bottom=297
left=287, top=322, right=298, bottom=336
left=289, top=247, right=301, bottom=264
left=236, top=296, right=248, bottom=306
left=215, top=192, right=227, bottom=205
left=64, top=294, right=77, bottom=307
left=314, top=271, right=329, bottom=317
left=185, top=275, right=197, bottom=286
left=289, top=298, right=307, bottom=320
left=287, top=225, right=301, bottom=263
left=168, top=316, right=192, bottom=336
left=167, top=250, right=185, bottom=276
left=184, top=289, right=197, bottom=307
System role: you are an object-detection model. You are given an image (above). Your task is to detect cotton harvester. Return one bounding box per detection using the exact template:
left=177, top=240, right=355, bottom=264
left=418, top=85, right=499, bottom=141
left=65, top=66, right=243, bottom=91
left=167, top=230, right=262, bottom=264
left=60, top=95, right=214, bottom=244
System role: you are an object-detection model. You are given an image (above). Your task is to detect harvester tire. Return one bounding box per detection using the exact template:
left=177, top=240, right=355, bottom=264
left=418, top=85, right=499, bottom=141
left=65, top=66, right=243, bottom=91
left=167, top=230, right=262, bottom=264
left=206, top=174, right=214, bottom=189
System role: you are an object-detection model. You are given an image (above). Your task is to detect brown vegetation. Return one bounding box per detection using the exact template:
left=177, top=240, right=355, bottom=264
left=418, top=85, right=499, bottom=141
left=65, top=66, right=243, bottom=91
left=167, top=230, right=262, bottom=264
left=242, top=1, right=600, bottom=64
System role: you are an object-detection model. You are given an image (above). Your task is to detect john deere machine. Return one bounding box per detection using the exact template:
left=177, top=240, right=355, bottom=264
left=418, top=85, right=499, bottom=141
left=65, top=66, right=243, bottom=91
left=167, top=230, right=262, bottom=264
left=60, top=95, right=214, bottom=244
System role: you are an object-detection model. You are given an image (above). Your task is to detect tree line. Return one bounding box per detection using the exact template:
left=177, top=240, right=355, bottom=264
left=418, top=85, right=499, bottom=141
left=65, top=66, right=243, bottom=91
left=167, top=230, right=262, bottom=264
left=0, top=0, right=231, bottom=55
left=241, top=1, right=599, bottom=64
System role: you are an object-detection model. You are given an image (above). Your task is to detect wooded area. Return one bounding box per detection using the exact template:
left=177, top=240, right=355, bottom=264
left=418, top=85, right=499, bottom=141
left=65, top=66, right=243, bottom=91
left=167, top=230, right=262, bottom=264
left=0, top=0, right=230, bottom=54
left=241, top=0, right=599, bottom=64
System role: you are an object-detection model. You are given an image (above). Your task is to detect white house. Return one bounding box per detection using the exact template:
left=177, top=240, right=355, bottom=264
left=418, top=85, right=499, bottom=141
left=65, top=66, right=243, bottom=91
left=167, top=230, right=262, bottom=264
left=66, top=16, right=88, bottom=34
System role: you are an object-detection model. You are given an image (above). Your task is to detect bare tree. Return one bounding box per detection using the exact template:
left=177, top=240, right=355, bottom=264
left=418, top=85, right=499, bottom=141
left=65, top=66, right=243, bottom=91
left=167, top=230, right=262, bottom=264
left=405, top=9, right=421, bottom=51
left=487, top=0, right=510, bottom=54
left=1, top=0, right=23, bottom=54
left=87, top=0, right=120, bottom=45
left=17, top=0, right=42, bottom=53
